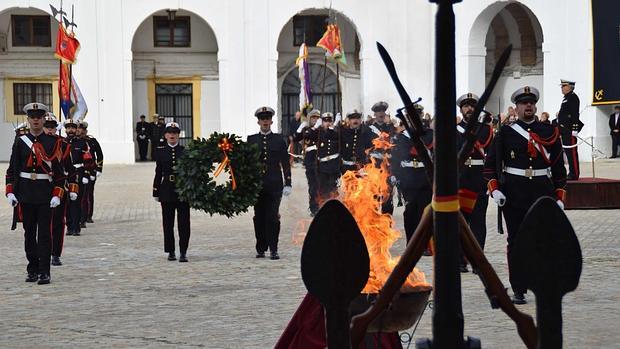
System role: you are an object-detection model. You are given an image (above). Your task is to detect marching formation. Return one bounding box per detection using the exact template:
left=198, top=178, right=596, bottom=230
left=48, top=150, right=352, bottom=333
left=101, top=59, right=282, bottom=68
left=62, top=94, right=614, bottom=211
left=6, top=103, right=104, bottom=284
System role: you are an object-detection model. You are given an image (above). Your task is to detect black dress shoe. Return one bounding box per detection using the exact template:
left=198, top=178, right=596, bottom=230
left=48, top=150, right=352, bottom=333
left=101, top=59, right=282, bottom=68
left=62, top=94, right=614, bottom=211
left=86, top=218, right=94, bottom=223
left=255, top=252, right=265, bottom=258
left=37, top=274, right=51, bottom=285
left=270, top=252, right=280, bottom=260
left=80, top=222, right=87, bottom=228
left=512, top=293, right=527, bottom=305
left=179, top=254, right=188, bottom=263
left=25, top=273, right=38, bottom=282
left=167, top=253, right=177, bottom=261
left=459, top=264, right=470, bottom=273
left=51, top=256, right=62, bottom=266
left=74, top=230, right=81, bottom=236
left=472, top=268, right=479, bottom=275
left=66, top=230, right=73, bottom=236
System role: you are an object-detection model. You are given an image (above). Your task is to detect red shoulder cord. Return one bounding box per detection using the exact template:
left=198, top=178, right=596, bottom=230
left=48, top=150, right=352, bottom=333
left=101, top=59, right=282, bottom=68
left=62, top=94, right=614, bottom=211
left=473, top=126, right=493, bottom=155
left=528, top=127, right=559, bottom=161
left=26, top=138, right=63, bottom=173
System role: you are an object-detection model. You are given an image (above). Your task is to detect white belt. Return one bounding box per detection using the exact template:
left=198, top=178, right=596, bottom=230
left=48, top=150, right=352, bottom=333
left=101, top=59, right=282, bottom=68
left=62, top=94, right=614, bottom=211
left=73, top=163, right=84, bottom=168
left=305, top=145, right=317, bottom=152
left=464, top=159, right=484, bottom=166
left=370, top=152, right=385, bottom=159
left=401, top=160, right=425, bottom=168
left=20, top=172, right=51, bottom=181
left=504, top=166, right=551, bottom=178
left=342, top=160, right=356, bottom=166
left=319, top=153, right=340, bottom=162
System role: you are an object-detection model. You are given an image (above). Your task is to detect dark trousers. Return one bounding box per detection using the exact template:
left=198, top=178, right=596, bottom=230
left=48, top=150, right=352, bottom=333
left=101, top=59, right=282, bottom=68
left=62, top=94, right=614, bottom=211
left=462, top=193, right=489, bottom=250
left=317, top=172, right=339, bottom=203
left=562, top=133, right=579, bottom=179
left=611, top=133, right=620, bottom=157
left=382, top=186, right=394, bottom=215
left=137, top=139, right=149, bottom=161
left=21, top=203, right=52, bottom=275
left=161, top=201, right=191, bottom=254
left=305, top=167, right=319, bottom=215
left=67, top=186, right=83, bottom=233
left=51, top=196, right=67, bottom=257
left=81, top=180, right=95, bottom=222
left=502, top=204, right=529, bottom=295
left=253, top=190, right=283, bottom=253
left=402, top=186, right=432, bottom=242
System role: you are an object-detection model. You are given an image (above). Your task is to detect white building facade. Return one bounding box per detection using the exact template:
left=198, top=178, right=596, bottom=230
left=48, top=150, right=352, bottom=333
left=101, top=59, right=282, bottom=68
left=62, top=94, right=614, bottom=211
left=0, top=0, right=613, bottom=163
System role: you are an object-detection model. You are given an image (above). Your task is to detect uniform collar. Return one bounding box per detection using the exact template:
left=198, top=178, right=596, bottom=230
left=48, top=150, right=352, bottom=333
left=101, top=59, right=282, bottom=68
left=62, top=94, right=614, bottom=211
left=168, top=142, right=178, bottom=148
left=260, top=130, right=272, bottom=136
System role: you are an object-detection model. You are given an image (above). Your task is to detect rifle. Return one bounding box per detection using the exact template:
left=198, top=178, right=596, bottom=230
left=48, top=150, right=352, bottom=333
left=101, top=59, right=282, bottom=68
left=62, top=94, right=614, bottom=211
left=496, top=130, right=505, bottom=234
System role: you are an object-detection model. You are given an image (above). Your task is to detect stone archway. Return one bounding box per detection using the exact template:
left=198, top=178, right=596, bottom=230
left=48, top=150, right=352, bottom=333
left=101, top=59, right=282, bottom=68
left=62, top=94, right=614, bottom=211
left=130, top=9, right=218, bottom=156
left=468, top=2, right=544, bottom=115
left=276, top=8, right=362, bottom=135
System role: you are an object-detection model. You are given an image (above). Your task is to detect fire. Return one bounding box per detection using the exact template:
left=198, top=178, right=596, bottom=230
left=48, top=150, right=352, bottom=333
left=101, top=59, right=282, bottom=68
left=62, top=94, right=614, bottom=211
left=339, top=134, right=430, bottom=294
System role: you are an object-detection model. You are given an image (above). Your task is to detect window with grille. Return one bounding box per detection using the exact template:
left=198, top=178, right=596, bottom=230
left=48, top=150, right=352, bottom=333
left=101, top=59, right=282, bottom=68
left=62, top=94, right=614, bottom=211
left=13, top=83, right=53, bottom=115
left=11, top=15, right=51, bottom=47
left=293, top=15, right=328, bottom=46
left=153, top=16, right=191, bottom=47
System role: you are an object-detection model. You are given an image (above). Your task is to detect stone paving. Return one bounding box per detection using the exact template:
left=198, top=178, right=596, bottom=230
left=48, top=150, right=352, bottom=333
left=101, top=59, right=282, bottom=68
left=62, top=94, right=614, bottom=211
left=1, top=160, right=619, bottom=349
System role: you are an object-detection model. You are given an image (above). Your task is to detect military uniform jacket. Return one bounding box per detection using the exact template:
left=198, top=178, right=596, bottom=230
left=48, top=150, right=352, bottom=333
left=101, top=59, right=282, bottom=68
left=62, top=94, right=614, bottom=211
left=64, top=136, right=89, bottom=182
left=368, top=122, right=395, bottom=162
left=136, top=121, right=152, bottom=141
left=83, top=136, right=104, bottom=174
left=150, top=122, right=166, bottom=145
left=340, top=125, right=372, bottom=170
left=484, top=120, right=567, bottom=209
left=456, top=121, right=494, bottom=193
left=307, top=127, right=340, bottom=174
left=557, top=91, right=581, bottom=134
left=6, top=132, right=65, bottom=204
left=247, top=132, right=292, bottom=192
left=390, top=129, right=433, bottom=190
left=292, top=126, right=318, bottom=169
left=153, top=144, right=185, bottom=202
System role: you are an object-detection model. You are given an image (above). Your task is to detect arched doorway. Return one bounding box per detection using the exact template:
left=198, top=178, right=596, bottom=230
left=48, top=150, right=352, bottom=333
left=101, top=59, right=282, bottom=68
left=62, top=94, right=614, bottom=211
left=469, top=2, right=544, bottom=115
left=131, top=9, right=218, bottom=152
left=281, top=63, right=340, bottom=135
left=276, top=8, right=361, bottom=135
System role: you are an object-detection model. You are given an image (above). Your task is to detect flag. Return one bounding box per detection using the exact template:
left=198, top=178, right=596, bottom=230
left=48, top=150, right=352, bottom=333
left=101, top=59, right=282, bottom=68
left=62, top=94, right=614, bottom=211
left=296, top=43, right=312, bottom=113
left=54, top=23, right=80, bottom=64
left=316, top=24, right=346, bottom=65
left=70, top=75, right=88, bottom=121
left=59, top=63, right=73, bottom=118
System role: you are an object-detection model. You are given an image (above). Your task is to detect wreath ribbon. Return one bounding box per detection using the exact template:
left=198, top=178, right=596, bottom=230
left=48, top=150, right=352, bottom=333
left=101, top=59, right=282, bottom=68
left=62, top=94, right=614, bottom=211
left=213, top=137, right=237, bottom=190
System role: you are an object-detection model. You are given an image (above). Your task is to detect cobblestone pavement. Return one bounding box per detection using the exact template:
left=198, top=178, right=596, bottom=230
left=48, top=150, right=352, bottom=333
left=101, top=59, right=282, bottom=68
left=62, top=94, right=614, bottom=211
left=1, top=160, right=619, bottom=349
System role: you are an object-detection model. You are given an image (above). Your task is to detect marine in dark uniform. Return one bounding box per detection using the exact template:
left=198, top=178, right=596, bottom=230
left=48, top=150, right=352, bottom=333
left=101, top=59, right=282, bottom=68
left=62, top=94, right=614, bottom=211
left=340, top=109, right=372, bottom=174
left=153, top=122, right=191, bottom=262
left=455, top=93, right=494, bottom=273
left=247, top=106, right=292, bottom=260
left=150, top=115, right=166, bottom=161
left=63, top=119, right=89, bottom=236
left=313, top=112, right=341, bottom=201
left=484, top=86, right=567, bottom=305
left=6, top=102, right=66, bottom=284
left=136, top=114, right=152, bottom=161
left=43, top=114, right=79, bottom=266
left=368, top=101, right=396, bottom=214
left=77, top=120, right=104, bottom=226
left=292, top=109, right=321, bottom=216
left=389, top=107, right=433, bottom=242
left=557, top=79, right=581, bottom=180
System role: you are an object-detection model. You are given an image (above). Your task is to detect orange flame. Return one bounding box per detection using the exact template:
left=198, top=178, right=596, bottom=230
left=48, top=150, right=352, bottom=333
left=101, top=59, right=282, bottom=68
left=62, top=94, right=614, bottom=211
left=340, top=133, right=430, bottom=294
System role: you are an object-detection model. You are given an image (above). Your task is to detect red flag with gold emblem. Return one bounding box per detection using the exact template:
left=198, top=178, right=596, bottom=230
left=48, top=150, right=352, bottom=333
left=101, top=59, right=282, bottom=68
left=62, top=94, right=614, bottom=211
left=54, top=23, right=80, bottom=64
left=316, top=24, right=346, bottom=65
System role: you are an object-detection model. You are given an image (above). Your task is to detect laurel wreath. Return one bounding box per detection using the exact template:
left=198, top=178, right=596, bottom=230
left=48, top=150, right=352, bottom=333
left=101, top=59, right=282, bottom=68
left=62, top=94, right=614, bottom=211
left=175, top=132, right=262, bottom=217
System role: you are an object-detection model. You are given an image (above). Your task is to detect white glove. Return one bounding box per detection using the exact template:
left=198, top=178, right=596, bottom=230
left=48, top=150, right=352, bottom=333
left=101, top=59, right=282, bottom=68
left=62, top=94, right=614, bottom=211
left=154, top=197, right=160, bottom=202
left=50, top=196, right=61, bottom=208
left=312, top=120, right=321, bottom=129
left=557, top=200, right=565, bottom=210
left=82, top=177, right=89, bottom=184
left=491, top=190, right=506, bottom=207
left=69, top=192, right=78, bottom=201
left=282, top=186, right=292, bottom=197
left=571, top=131, right=578, bottom=137
left=335, top=113, right=342, bottom=125
left=96, top=171, right=102, bottom=178
left=389, top=176, right=398, bottom=185
left=297, top=121, right=308, bottom=133
left=90, top=175, right=96, bottom=181
left=7, top=193, right=18, bottom=207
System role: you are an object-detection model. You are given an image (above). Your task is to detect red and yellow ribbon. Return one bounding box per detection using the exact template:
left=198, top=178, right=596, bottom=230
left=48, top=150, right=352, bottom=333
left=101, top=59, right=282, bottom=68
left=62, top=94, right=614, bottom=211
left=213, top=137, right=237, bottom=190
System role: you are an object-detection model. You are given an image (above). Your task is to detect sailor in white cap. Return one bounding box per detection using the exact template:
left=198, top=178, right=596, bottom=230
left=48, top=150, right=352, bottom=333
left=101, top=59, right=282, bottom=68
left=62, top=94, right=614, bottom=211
left=558, top=79, right=582, bottom=179
left=484, top=86, right=567, bottom=305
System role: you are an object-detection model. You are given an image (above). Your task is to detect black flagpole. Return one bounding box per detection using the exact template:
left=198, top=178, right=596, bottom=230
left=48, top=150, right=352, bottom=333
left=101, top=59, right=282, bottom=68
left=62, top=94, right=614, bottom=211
left=430, top=1, right=464, bottom=348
